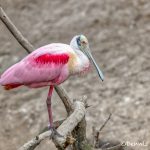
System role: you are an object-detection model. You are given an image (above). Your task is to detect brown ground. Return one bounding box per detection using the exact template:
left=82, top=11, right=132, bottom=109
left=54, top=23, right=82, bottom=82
left=0, top=0, right=150, bottom=150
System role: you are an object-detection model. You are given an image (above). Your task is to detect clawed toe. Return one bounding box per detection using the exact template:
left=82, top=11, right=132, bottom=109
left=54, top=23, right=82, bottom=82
left=49, top=126, right=63, bottom=139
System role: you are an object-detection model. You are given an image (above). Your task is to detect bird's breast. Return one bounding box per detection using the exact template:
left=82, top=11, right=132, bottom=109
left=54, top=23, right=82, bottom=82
left=77, top=61, right=91, bottom=76
left=68, top=51, right=90, bottom=75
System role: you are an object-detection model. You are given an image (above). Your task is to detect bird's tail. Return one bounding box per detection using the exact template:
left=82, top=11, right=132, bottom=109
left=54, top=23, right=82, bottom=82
left=0, top=64, right=22, bottom=90
left=3, top=84, right=22, bottom=90
left=0, top=77, right=21, bottom=90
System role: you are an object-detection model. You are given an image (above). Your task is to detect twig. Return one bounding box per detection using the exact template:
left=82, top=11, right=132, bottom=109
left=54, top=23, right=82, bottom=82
left=0, top=6, right=73, bottom=114
left=18, top=101, right=86, bottom=150
left=93, top=113, right=112, bottom=148
left=99, top=113, right=112, bottom=133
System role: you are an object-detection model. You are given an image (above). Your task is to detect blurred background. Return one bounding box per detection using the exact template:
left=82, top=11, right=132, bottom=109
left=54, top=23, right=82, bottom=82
left=0, top=0, right=150, bottom=150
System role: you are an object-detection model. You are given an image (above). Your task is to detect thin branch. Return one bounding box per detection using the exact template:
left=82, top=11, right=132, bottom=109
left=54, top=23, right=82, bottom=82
left=93, top=113, right=112, bottom=148
left=95, top=113, right=112, bottom=142
left=55, top=85, right=73, bottom=115
left=99, top=113, right=112, bottom=133
left=0, top=6, right=33, bottom=53
left=0, top=6, right=73, bottom=114
left=18, top=101, right=86, bottom=150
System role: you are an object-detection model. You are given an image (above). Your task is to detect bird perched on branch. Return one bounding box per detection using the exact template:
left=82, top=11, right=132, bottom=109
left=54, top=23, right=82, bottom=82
left=0, top=35, right=104, bottom=135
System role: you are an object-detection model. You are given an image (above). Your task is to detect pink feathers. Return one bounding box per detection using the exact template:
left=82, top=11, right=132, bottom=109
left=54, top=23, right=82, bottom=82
left=0, top=43, right=72, bottom=89
left=34, top=54, right=69, bottom=64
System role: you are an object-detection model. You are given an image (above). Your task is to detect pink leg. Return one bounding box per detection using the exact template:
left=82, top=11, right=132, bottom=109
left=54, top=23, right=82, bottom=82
left=46, top=85, right=54, bottom=128
left=46, top=85, right=62, bottom=138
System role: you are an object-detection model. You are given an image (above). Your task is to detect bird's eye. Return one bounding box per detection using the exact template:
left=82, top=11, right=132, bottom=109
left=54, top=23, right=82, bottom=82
left=81, top=41, right=86, bottom=44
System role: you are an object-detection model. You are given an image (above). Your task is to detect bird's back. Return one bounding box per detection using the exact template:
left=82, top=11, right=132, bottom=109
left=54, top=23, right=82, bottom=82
left=0, top=43, right=74, bottom=89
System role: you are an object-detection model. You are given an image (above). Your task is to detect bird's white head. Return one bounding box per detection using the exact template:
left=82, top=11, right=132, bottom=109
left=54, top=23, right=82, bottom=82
left=70, top=35, right=104, bottom=81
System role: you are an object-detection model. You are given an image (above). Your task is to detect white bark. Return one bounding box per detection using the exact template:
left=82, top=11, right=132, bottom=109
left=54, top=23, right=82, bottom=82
left=18, top=101, right=86, bottom=150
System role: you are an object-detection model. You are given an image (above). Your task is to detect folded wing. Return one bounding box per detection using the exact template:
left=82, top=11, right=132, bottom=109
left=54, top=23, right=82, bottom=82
left=0, top=44, right=71, bottom=89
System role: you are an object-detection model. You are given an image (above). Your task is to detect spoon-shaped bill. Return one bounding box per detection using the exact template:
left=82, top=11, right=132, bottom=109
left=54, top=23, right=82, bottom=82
left=85, top=49, right=104, bottom=81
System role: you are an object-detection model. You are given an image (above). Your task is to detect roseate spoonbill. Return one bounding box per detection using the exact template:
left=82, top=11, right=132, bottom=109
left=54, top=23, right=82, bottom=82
left=0, top=35, right=104, bottom=134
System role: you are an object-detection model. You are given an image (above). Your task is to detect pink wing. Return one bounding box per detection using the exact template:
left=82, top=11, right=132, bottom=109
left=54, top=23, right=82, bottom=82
left=0, top=44, right=71, bottom=89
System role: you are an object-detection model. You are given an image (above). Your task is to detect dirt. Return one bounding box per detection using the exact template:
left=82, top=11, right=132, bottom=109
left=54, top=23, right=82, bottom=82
left=0, top=0, right=150, bottom=150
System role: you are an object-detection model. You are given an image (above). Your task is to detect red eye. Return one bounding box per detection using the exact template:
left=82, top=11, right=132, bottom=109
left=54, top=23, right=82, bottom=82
left=81, top=41, right=86, bottom=44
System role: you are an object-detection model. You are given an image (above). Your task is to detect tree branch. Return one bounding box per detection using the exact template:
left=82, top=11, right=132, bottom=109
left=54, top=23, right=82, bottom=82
left=0, top=6, right=33, bottom=53
left=92, top=113, right=112, bottom=148
left=18, top=101, right=86, bottom=150
left=72, top=97, right=92, bottom=150
left=98, top=113, right=112, bottom=137
left=54, top=85, right=73, bottom=115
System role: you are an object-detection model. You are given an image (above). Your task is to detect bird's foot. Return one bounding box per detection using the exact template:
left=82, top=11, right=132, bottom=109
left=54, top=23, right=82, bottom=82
left=48, top=125, right=63, bottom=139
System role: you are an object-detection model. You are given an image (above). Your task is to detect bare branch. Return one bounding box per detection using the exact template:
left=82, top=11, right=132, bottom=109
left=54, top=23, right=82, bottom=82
left=72, top=96, right=92, bottom=150
left=55, top=85, right=73, bottom=115
left=18, top=130, right=52, bottom=150
left=99, top=113, right=112, bottom=133
left=93, top=113, right=112, bottom=148
left=0, top=6, right=33, bottom=53
left=96, top=113, right=112, bottom=142
left=53, top=101, right=86, bottom=147
left=0, top=6, right=73, bottom=114
left=18, top=101, right=86, bottom=150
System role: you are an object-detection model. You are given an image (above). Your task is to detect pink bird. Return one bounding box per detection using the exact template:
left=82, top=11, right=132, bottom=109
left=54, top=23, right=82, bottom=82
left=0, top=35, right=104, bottom=134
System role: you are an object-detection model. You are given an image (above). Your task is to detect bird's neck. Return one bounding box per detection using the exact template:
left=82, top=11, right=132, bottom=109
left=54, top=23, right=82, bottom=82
left=71, top=49, right=90, bottom=75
